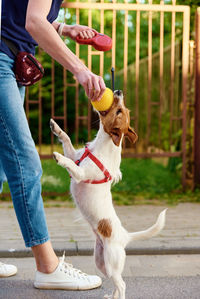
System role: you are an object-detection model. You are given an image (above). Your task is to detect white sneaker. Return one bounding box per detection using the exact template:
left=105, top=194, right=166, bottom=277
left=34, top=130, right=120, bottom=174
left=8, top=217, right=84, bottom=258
left=34, top=254, right=102, bottom=290
left=0, top=262, right=17, bottom=277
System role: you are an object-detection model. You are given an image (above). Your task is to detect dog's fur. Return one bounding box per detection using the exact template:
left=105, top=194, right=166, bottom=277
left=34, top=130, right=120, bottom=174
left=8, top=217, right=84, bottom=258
left=50, top=90, right=166, bottom=299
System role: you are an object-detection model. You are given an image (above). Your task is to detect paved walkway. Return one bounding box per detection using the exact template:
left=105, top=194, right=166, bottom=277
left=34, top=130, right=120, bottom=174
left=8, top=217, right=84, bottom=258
left=1, top=255, right=200, bottom=298
left=0, top=203, right=200, bottom=257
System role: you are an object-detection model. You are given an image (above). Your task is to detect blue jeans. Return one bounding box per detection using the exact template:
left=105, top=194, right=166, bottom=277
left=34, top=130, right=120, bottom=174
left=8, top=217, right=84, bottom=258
left=0, top=52, right=49, bottom=247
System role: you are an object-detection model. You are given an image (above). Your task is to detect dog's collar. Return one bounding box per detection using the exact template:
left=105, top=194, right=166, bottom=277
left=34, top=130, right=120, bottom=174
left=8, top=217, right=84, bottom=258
left=75, top=146, right=112, bottom=184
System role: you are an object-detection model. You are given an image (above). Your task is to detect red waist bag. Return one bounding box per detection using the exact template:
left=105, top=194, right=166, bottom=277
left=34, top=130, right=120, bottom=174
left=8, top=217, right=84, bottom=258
left=2, top=37, right=44, bottom=86
left=15, top=52, right=44, bottom=86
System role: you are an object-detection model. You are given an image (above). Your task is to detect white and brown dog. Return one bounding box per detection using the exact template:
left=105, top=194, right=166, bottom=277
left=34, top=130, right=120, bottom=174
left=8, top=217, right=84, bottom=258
left=50, top=90, right=166, bottom=299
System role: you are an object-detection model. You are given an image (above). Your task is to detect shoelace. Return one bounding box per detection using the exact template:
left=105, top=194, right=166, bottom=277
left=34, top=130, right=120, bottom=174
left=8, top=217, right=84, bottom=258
left=59, top=253, right=88, bottom=280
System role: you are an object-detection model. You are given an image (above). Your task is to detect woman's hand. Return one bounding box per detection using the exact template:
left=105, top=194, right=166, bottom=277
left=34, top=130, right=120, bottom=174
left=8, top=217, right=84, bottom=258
left=75, top=69, right=106, bottom=101
left=63, top=24, right=97, bottom=41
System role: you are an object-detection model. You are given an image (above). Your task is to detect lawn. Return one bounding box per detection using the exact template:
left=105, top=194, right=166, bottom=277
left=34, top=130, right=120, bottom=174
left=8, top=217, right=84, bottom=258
left=1, top=158, right=200, bottom=205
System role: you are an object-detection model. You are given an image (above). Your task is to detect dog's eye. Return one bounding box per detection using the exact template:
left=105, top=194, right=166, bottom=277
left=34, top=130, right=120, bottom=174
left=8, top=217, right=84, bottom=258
left=116, top=109, right=122, bottom=115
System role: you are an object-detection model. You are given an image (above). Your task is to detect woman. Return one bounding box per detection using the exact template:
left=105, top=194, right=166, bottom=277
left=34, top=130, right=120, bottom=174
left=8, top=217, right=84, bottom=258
left=0, top=0, right=105, bottom=290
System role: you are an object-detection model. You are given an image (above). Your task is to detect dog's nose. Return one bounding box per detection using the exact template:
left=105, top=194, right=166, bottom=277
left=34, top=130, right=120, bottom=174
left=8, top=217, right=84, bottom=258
left=114, top=90, right=122, bottom=96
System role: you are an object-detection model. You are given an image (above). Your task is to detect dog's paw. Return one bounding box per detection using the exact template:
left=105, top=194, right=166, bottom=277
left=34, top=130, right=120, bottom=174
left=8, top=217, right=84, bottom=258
left=50, top=119, right=62, bottom=137
left=104, top=293, right=119, bottom=299
left=53, top=152, right=61, bottom=163
left=53, top=152, right=72, bottom=172
left=50, top=118, right=55, bottom=131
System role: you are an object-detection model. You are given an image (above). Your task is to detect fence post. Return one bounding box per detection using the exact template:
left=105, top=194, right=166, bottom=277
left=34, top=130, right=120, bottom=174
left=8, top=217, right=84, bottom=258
left=182, top=7, right=190, bottom=189
left=194, top=8, right=200, bottom=188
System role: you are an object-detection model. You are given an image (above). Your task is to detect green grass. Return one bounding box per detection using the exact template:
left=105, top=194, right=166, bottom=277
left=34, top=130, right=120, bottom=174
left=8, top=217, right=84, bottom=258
left=112, top=159, right=200, bottom=205
left=41, top=159, right=70, bottom=193
left=114, top=159, right=180, bottom=195
left=1, top=158, right=200, bottom=205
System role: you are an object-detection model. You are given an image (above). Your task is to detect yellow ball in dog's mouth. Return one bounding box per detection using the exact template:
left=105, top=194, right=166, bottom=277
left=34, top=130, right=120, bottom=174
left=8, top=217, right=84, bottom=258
left=91, top=88, right=113, bottom=112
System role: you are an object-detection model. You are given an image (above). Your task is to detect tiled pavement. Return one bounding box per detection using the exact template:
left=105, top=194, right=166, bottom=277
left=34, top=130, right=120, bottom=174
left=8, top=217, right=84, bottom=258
left=0, top=202, right=200, bottom=257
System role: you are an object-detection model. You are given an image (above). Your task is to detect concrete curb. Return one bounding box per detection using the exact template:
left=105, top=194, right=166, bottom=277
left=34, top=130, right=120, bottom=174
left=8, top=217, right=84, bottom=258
left=1, top=240, right=200, bottom=258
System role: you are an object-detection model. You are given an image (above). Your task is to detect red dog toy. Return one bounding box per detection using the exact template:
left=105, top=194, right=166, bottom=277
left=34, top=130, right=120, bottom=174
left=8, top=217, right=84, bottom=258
left=76, top=32, right=112, bottom=52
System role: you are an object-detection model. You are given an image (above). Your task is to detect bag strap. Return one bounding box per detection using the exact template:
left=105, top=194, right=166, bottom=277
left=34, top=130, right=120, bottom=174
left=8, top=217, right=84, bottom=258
left=1, top=37, right=19, bottom=56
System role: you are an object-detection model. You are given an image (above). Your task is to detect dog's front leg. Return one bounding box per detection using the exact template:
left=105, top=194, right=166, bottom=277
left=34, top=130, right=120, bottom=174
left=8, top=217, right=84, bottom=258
left=53, top=152, right=86, bottom=183
left=50, top=119, right=76, bottom=160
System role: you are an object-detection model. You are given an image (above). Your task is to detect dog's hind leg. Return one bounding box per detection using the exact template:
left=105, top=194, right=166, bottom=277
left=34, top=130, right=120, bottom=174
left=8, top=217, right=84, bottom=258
left=111, top=274, right=125, bottom=299
left=50, top=119, right=76, bottom=160
left=94, top=237, right=121, bottom=299
left=104, top=244, right=126, bottom=299
left=94, top=235, right=107, bottom=276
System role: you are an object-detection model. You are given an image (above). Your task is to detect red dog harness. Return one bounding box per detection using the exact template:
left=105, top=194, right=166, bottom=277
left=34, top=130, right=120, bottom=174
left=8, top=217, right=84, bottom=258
left=75, top=146, right=112, bottom=184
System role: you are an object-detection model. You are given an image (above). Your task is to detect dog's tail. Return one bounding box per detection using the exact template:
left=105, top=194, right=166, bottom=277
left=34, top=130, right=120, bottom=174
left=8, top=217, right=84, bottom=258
left=128, top=209, right=167, bottom=242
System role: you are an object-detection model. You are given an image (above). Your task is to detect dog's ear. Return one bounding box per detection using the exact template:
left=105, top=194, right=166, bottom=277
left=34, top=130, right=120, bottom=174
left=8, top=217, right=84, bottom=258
left=125, top=127, right=138, bottom=144
left=110, top=129, right=122, bottom=146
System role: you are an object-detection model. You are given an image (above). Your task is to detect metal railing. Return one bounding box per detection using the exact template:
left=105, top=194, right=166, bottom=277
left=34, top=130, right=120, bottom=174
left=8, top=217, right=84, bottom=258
left=25, top=0, right=190, bottom=187
left=194, top=8, right=200, bottom=188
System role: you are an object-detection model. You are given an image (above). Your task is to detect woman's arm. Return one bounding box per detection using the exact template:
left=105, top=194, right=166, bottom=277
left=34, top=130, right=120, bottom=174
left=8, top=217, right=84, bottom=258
left=26, top=0, right=105, bottom=100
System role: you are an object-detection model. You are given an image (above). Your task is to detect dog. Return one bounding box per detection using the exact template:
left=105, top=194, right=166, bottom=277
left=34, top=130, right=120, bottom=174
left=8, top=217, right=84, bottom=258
left=50, top=90, right=166, bottom=299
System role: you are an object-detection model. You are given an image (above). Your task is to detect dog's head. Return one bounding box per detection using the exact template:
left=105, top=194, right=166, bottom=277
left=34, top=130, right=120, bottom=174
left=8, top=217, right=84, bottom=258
left=99, top=90, right=138, bottom=146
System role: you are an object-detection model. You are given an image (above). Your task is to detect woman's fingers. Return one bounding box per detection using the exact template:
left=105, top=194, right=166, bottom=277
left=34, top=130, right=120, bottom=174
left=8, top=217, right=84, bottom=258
left=79, top=29, right=95, bottom=39
left=91, top=76, right=106, bottom=101
left=75, top=70, right=106, bottom=101
left=97, top=77, right=106, bottom=100
left=87, top=79, right=94, bottom=100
